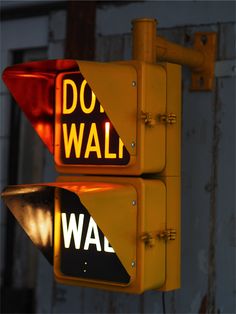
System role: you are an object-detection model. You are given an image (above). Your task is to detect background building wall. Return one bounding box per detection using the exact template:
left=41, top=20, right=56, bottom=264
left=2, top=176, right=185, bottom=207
left=0, top=1, right=235, bottom=313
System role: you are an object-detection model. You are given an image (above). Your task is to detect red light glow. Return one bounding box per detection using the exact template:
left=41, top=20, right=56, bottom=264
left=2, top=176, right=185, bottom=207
left=2, top=60, right=78, bottom=153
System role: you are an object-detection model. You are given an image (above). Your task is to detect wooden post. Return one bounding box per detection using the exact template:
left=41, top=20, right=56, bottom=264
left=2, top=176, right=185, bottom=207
left=65, top=1, right=96, bottom=60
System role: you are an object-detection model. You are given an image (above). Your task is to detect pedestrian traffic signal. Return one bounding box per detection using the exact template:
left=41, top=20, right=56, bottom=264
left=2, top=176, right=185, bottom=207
left=1, top=58, right=181, bottom=293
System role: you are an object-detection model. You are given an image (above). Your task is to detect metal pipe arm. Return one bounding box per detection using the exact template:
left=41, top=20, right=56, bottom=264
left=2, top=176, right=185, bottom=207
left=132, top=18, right=217, bottom=90
left=156, top=35, right=205, bottom=71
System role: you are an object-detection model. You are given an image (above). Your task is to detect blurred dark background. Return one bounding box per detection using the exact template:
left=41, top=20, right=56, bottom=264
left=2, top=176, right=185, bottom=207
left=0, top=1, right=235, bottom=313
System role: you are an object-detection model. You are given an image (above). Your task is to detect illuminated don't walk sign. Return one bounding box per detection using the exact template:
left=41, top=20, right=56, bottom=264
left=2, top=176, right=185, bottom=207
left=2, top=59, right=167, bottom=176
left=55, top=188, right=130, bottom=284
left=54, top=72, right=130, bottom=167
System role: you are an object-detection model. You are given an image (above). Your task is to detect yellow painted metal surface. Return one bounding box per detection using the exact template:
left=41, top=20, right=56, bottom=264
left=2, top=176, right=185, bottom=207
left=160, top=62, right=181, bottom=178
left=78, top=61, right=137, bottom=157
left=159, top=176, right=181, bottom=291
left=156, top=36, right=205, bottom=70
left=137, top=61, right=167, bottom=174
left=132, top=18, right=157, bottom=63
left=120, top=60, right=166, bottom=174
left=156, top=63, right=181, bottom=291
left=191, top=32, right=217, bottom=91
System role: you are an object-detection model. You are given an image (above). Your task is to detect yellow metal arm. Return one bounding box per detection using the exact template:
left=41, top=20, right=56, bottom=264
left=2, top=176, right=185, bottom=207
left=132, top=18, right=217, bottom=90
left=156, top=36, right=205, bottom=70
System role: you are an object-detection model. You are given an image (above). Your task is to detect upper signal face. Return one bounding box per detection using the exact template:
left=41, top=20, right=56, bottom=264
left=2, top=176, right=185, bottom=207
left=2, top=59, right=168, bottom=176
left=54, top=72, right=130, bottom=167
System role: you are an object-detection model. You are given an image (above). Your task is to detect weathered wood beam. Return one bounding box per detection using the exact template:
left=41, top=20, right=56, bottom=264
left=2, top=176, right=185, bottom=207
left=65, top=1, right=96, bottom=60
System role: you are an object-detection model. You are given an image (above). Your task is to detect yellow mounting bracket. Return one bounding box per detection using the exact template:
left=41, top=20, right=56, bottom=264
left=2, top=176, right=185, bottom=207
left=132, top=18, right=217, bottom=91
left=191, top=32, right=217, bottom=91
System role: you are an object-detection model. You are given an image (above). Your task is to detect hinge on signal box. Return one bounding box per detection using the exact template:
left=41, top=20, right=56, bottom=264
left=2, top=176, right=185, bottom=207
left=157, top=229, right=177, bottom=241
left=141, top=111, right=177, bottom=127
left=141, top=229, right=176, bottom=247
left=158, top=113, right=177, bottom=124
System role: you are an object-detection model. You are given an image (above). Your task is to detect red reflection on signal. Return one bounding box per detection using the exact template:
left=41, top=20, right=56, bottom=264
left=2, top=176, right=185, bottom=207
left=2, top=59, right=79, bottom=153
left=57, top=182, right=115, bottom=194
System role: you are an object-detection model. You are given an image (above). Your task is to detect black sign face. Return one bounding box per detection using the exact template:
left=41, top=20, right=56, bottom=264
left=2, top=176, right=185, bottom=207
left=55, top=72, right=130, bottom=166
left=56, top=188, right=130, bottom=284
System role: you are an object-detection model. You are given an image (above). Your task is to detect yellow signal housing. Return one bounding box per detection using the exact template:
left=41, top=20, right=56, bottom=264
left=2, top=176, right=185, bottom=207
left=1, top=57, right=181, bottom=293
left=54, top=176, right=168, bottom=293
left=54, top=61, right=181, bottom=292
left=54, top=61, right=167, bottom=176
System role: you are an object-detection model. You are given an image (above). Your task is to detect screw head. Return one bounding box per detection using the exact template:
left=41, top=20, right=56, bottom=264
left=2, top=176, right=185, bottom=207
left=132, top=200, right=137, bottom=206
left=132, top=81, right=136, bottom=87
left=131, top=261, right=136, bottom=268
left=131, top=141, right=136, bottom=148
